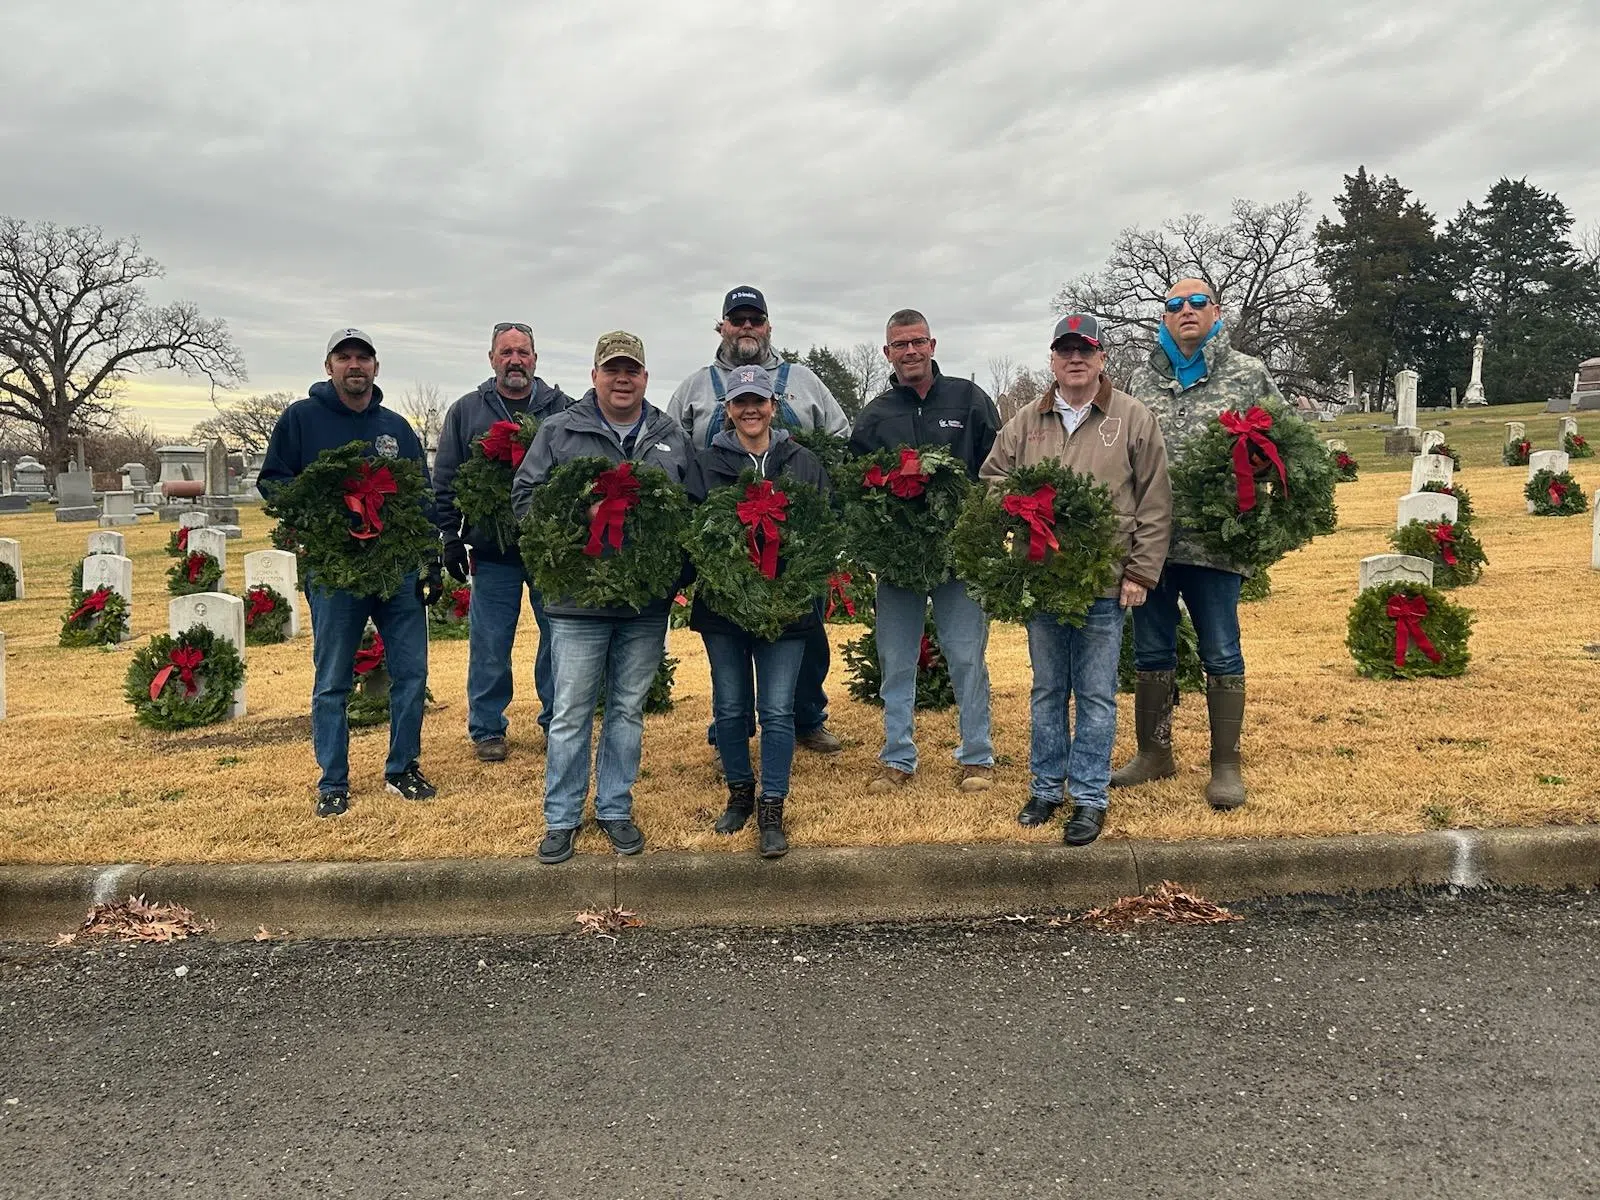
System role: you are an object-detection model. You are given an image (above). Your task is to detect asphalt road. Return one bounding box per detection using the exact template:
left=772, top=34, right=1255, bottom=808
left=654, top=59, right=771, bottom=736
left=2, top=889, right=1597, bottom=1199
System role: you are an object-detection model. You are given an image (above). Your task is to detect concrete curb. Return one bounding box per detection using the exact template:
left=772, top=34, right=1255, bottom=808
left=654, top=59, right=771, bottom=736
left=2, top=827, right=1596, bottom=942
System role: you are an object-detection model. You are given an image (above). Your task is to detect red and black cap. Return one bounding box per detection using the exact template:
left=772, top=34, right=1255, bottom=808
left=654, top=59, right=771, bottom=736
left=1051, top=313, right=1103, bottom=350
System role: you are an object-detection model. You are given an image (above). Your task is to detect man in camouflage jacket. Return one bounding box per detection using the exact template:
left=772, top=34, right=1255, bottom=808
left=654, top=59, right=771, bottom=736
left=1115, top=278, right=1285, bottom=810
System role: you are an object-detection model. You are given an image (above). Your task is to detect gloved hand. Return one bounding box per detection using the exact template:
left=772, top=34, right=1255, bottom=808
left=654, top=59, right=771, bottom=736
left=416, top=558, right=445, bottom=607
left=442, top=538, right=471, bottom=583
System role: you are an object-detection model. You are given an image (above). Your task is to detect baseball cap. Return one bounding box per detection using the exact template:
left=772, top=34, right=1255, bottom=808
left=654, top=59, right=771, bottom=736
left=722, top=285, right=768, bottom=318
left=1051, top=313, right=1104, bottom=349
left=326, top=327, right=377, bottom=356
left=723, top=365, right=775, bottom=403
left=594, top=330, right=646, bottom=368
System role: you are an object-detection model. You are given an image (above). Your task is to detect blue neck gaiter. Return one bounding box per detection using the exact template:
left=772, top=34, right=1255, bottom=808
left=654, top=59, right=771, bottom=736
left=1159, top=321, right=1220, bottom=390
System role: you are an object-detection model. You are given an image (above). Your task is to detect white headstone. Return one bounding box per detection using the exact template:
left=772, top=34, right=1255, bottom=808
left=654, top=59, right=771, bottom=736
left=244, top=550, right=302, bottom=638
left=13, top=456, right=47, bottom=495
left=0, top=538, right=21, bottom=600
left=1504, top=421, right=1526, bottom=447
left=1410, top=454, right=1454, bottom=493
left=1528, top=450, right=1570, bottom=481
left=188, top=528, right=228, bottom=573
left=98, top=490, right=137, bottom=527
left=168, top=593, right=247, bottom=718
left=81, top=555, right=133, bottom=643
left=1396, top=492, right=1459, bottom=529
left=1418, top=430, right=1446, bottom=454
left=87, top=531, right=125, bottom=557
left=1558, top=416, right=1579, bottom=443
left=1325, top=438, right=1348, bottom=453
left=1393, top=370, right=1420, bottom=430
left=178, top=511, right=209, bottom=531
left=0, top=630, right=6, bottom=719
left=1360, top=554, right=1435, bottom=592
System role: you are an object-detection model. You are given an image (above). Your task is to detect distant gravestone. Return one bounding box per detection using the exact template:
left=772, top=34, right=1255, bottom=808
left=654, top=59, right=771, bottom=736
left=54, top=469, right=96, bottom=523
left=0, top=459, right=27, bottom=511
left=188, top=527, right=228, bottom=574
left=1528, top=450, right=1570, bottom=481
left=0, top=460, right=10, bottom=492
left=1360, top=554, right=1434, bottom=592
left=1325, top=438, right=1348, bottom=453
left=178, top=512, right=209, bottom=531
left=213, top=524, right=243, bottom=540
left=13, top=457, right=47, bottom=496
left=81, top=555, right=133, bottom=642
left=1505, top=421, right=1527, bottom=447
left=168, top=593, right=246, bottom=718
left=1462, top=334, right=1489, bottom=406
left=121, top=462, right=150, bottom=488
left=87, top=530, right=125, bottom=557
left=1418, top=430, right=1446, bottom=454
left=1396, top=491, right=1459, bottom=529
left=199, top=439, right=240, bottom=526
left=0, top=537, right=22, bottom=599
left=98, top=490, right=138, bottom=528
left=1393, top=370, right=1419, bottom=431
left=1410, top=454, right=1454, bottom=493
left=1558, top=416, right=1579, bottom=444
left=244, top=550, right=302, bottom=638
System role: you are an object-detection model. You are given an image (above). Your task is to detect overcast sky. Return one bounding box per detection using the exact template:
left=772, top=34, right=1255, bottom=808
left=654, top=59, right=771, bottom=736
left=3, top=0, right=1597, bottom=435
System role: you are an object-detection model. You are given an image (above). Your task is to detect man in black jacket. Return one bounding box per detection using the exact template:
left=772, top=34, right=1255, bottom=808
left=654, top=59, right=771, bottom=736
left=849, top=309, right=1001, bottom=794
left=432, top=322, right=573, bottom=761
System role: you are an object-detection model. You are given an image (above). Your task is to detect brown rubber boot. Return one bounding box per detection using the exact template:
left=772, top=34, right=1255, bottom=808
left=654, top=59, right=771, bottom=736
left=1110, top=670, right=1178, bottom=788
left=1204, top=674, right=1247, bottom=810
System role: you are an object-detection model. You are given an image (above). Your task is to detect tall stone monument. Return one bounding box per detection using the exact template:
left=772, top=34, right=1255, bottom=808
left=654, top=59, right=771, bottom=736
left=1462, top=334, right=1489, bottom=407
left=53, top=467, right=97, bottom=523
left=1384, top=370, right=1422, bottom=455
left=1573, top=359, right=1600, bottom=413
left=198, top=439, right=240, bottom=528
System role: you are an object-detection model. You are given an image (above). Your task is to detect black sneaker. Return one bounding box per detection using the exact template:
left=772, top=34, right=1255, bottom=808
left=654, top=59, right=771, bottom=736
left=316, top=791, right=349, bottom=818
left=597, top=818, right=645, bottom=855
left=538, top=827, right=577, bottom=865
left=385, top=765, right=437, bottom=801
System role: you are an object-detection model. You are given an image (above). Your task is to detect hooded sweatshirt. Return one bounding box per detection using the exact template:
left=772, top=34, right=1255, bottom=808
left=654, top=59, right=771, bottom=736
left=432, top=376, right=574, bottom=564
left=665, top=344, right=851, bottom=449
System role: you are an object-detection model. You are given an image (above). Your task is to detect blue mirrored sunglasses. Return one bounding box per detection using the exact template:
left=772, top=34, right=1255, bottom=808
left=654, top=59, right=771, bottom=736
left=1164, top=294, right=1214, bottom=313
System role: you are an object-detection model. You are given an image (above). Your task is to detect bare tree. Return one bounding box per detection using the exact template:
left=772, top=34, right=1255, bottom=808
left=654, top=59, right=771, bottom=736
left=842, top=343, right=889, bottom=408
left=191, top=390, right=295, bottom=455
left=0, top=218, right=245, bottom=471
left=1054, top=194, right=1328, bottom=397
left=400, top=382, right=446, bottom=452
left=987, top=355, right=1017, bottom=405
left=1580, top=219, right=1600, bottom=272
left=996, top=367, right=1053, bottom=422
left=83, top=414, right=162, bottom=477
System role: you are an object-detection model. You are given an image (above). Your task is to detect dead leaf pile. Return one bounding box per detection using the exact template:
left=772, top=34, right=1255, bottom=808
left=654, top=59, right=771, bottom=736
left=55, top=895, right=215, bottom=945
left=1077, top=881, right=1242, bottom=931
left=574, top=906, right=644, bottom=938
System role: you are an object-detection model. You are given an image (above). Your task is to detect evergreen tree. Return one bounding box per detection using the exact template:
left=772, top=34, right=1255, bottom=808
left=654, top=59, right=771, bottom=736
left=802, top=345, right=861, bottom=417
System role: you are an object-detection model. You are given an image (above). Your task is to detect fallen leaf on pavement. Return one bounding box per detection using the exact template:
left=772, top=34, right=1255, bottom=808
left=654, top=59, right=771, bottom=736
left=253, top=926, right=290, bottom=942
left=574, top=906, right=645, bottom=937
left=1077, top=881, right=1242, bottom=931
left=66, top=895, right=215, bottom=944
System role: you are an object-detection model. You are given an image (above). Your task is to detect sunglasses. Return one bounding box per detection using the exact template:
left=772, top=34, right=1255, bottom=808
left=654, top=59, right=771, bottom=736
left=725, top=314, right=767, bottom=329
left=1164, top=294, right=1214, bottom=313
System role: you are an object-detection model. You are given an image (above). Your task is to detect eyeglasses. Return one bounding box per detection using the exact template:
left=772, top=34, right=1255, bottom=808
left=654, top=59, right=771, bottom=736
left=493, top=321, right=533, bottom=335
left=1163, top=294, right=1213, bottom=314
left=887, top=337, right=932, bottom=352
left=725, top=314, right=767, bottom=329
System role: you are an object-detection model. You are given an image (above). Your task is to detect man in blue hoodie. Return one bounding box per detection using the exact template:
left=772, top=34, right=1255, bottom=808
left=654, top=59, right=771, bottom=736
left=259, top=328, right=443, bottom=818
left=432, top=322, right=573, bottom=761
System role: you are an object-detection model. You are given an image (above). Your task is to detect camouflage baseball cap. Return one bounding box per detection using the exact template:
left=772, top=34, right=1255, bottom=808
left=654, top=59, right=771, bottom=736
left=1051, top=313, right=1104, bottom=349
left=593, top=330, right=646, bottom=367
left=724, top=364, right=775, bottom=403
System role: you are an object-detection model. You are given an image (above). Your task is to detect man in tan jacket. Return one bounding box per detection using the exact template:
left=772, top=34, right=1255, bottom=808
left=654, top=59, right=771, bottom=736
left=979, top=314, right=1170, bottom=846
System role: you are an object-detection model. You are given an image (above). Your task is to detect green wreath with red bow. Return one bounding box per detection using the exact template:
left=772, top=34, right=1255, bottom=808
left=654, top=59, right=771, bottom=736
left=518, top=457, right=689, bottom=610
left=1170, top=399, right=1338, bottom=570
left=823, top=565, right=875, bottom=625
left=453, top=413, right=539, bottom=552
left=682, top=471, right=842, bottom=641
left=124, top=625, right=247, bottom=730
left=950, top=461, right=1121, bottom=625
left=428, top=583, right=473, bottom=640
left=1564, top=431, right=1594, bottom=459
left=1525, top=469, right=1588, bottom=516
left=167, top=550, right=223, bottom=596
left=166, top=526, right=194, bottom=557
left=838, top=445, right=972, bottom=593
left=244, top=584, right=293, bottom=645
left=1333, top=450, right=1359, bottom=483
left=59, top=585, right=130, bottom=647
left=1502, top=438, right=1532, bottom=467
left=1420, top=480, right=1474, bottom=526
left=842, top=620, right=955, bottom=711
left=1347, top=582, right=1471, bottom=680
left=263, top=441, right=436, bottom=598
left=1389, top=519, right=1487, bottom=588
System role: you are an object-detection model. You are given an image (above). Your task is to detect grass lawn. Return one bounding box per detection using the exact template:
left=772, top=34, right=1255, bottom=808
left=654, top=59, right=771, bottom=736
left=1, top=425, right=1598, bottom=866
left=1324, top=399, right=1568, bottom=473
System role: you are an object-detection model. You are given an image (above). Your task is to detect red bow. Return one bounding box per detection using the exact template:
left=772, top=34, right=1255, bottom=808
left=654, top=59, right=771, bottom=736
left=1386, top=594, right=1442, bottom=668
left=353, top=634, right=386, bottom=676
left=735, top=480, right=788, bottom=580
left=176, top=527, right=189, bottom=551
left=1001, top=483, right=1060, bottom=561
left=1430, top=523, right=1458, bottom=566
left=149, top=646, right=204, bottom=701
left=451, top=587, right=472, bottom=619
left=918, top=634, right=941, bottom=672
left=825, top=571, right=856, bottom=619
left=185, top=552, right=209, bottom=583
left=343, top=462, right=397, bottom=541
left=1549, top=481, right=1568, bottom=508
left=480, top=420, right=527, bottom=468
left=864, top=449, right=930, bottom=499
left=1336, top=452, right=1354, bottom=469
left=585, top=462, right=640, bottom=557
left=69, top=587, right=111, bottom=623
left=246, top=587, right=277, bottom=622
left=1517, top=440, right=1531, bottom=457
left=1217, top=406, right=1287, bottom=513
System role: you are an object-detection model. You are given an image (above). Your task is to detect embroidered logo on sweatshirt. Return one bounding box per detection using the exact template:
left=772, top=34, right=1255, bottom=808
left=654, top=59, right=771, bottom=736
left=374, top=434, right=399, bottom=458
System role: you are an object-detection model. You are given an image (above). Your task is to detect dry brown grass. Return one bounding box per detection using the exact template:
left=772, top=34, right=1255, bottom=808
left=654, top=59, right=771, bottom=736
left=2, top=461, right=1598, bottom=866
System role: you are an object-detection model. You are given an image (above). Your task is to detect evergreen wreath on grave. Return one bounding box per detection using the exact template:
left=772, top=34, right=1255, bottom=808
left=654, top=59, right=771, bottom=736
left=1420, top=480, right=1474, bottom=526
left=452, top=413, right=539, bottom=553
left=347, top=627, right=392, bottom=728
left=1170, top=399, right=1338, bottom=570
left=838, top=445, right=972, bottom=593
left=243, top=584, right=293, bottom=645
left=595, top=655, right=678, bottom=717
left=1346, top=582, right=1471, bottom=680
left=950, top=461, right=1121, bottom=626
left=1118, top=609, right=1205, bottom=695
left=1333, top=451, right=1359, bottom=483
left=841, top=620, right=956, bottom=711
left=1389, top=520, right=1487, bottom=588
left=124, top=625, right=247, bottom=730
left=0, top=559, right=15, bottom=602
left=1433, top=444, right=1462, bottom=470
left=823, top=565, right=874, bottom=625
left=1240, top=568, right=1272, bottom=603
left=428, top=583, right=473, bottom=640
left=1502, top=438, right=1532, bottom=467
left=518, top=457, right=689, bottom=610
left=58, top=585, right=130, bottom=648
left=165, top=526, right=192, bottom=557
left=167, top=550, right=223, bottom=597
left=682, top=472, right=843, bottom=641
left=1525, top=469, right=1588, bottom=516
left=263, top=441, right=436, bottom=599
left=1564, top=431, right=1594, bottom=459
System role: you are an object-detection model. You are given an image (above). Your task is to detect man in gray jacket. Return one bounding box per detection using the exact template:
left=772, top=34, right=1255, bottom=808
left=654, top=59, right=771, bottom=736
left=511, top=331, right=690, bottom=865
left=432, top=321, right=573, bottom=761
left=665, top=285, right=849, bottom=754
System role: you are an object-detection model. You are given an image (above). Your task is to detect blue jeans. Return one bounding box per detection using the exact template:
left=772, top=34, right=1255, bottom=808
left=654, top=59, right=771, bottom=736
left=466, top=557, right=553, bottom=742
left=875, top=575, right=993, bottom=774
left=1132, top=563, right=1245, bottom=676
left=702, top=631, right=806, bottom=799
left=1027, top=597, right=1123, bottom=812
left=543, top=611, right=667, bottom=830
left=705, top=608, right=825, bottom=744
left=307, top=573, right=428, bottom=794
